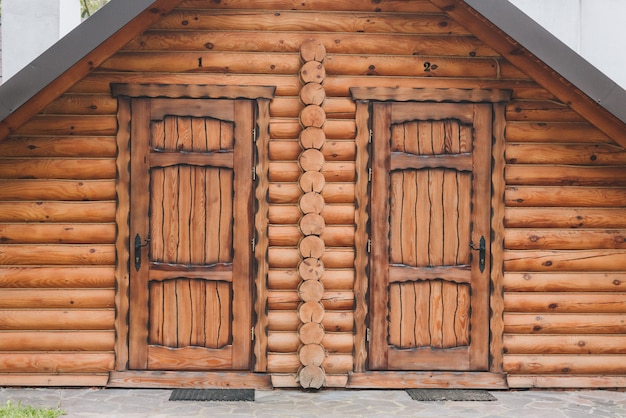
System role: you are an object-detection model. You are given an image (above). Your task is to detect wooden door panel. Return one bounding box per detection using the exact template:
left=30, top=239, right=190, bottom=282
left=129, top=101, right=253, bottom=372
left=370, top=102, right=491, bottom=372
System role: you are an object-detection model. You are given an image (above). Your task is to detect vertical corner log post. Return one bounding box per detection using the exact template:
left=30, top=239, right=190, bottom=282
left=296, top=39, right=328, bottom=389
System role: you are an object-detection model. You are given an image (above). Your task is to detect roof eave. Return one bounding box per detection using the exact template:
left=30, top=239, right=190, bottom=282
left=465, top=0, right=626, bottom=125
left=0, top=0, right=182, bottom=140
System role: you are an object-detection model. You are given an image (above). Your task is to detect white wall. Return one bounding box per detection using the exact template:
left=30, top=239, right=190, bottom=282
left=508, top=0, right=626, bottom=89
left=2, top=0, right=80, bottom=81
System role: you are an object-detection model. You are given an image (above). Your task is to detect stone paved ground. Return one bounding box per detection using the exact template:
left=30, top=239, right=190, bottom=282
left=1, top=387, right=625, bottom=417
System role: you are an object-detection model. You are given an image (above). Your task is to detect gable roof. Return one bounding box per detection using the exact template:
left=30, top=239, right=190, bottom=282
left=0, top=0, right=625, bottom=145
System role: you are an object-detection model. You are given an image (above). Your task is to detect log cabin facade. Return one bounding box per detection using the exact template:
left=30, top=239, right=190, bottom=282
left=0, top=0, right=625, bottom=390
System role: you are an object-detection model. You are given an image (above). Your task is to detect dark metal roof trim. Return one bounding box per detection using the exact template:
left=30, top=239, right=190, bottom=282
left=0, top=0, right=159, bottom=122
left=466, top=0, right=626, bottom=124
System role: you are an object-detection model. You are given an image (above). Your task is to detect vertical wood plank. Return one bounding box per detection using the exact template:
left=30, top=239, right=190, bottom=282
left=400, top=283, right=417, bottom=348
left=206, top=118, right=221, bottom=151
left=404, top=121, right=419, bottom=154
left=176, top=279, right=193, bottom=347
left=191, top=117, right=208, bottom=152
left=178, top=164, right=192, bottom=265
left=128, top=98, right=151, bottom=370
left=456, top=284, right=470, bottom=346
left=369, top=102, right=391, bottom=370
left=429, top=280, right=444, bottom=348
left=431, top=120, right=446, bottom=154
left=416, top=170, right=430, bottom=266
left=177, top=117, right=192, bottom=150
left=389, top=172, right=404, bottom=264
left=151, top=120, right=165, bottom=149
left=388, top=283, right=401, bottom=347
left=115, top=97, right=131, bottom=370
left=163, top=166, right=180, bottom=263
left=150, top=169, right=165, bottom=262
left=164, top=116, right=178, bottom=150
left=418, top=121, right=432, bottom=155
left=205, top=281, right=220, bottom=348
left=162, top=280, right=178, bottom=348
left=429, top=168, right=444, bottom=266
left=221, top=119, right=234, bottom=150
left=205, top=166, right=220, bottom=265
left=414, top=281, right=431, bottom=347
left=469, top=104, right=492, bottom=371
left=401, top=171, right=417, bottom=266
left=353, top=100, right=369, bottom=372
left=148, top=282, right=164, bottom=346
left=190, top=167, right=206, bottom=264
left=219, top=168, right=234, bottom=263
left=231, top=99, right=254, bottom=369
left=217, top=281, right=232, bottom=348
left=390, top=123, right=405, bottom=153
left=189, top=279, right=206, bottom=346
left=442, top=281, right=458, bottom=348
left=443, top=169, right=459, bottom=265
left=254, top=99, right=271, bottom=371
left=457, top=172, right=471, bottom=265
left=490, top=101, right=507, bottom=372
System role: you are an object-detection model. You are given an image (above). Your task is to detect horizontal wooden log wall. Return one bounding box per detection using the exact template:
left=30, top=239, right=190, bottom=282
left=503, top=99, right=626, bottom=387
left=0, top=0, right=624, bottom=387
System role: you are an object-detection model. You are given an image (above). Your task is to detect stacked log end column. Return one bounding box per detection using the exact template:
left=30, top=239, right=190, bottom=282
left=296, top=40, right=328, bottom=389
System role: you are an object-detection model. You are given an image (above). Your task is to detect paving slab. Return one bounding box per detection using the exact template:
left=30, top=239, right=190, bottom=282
left=0, top=387, right=625, bottom=417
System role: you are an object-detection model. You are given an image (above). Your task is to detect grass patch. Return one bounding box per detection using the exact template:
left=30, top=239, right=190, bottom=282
left=0, top=400, right=65, bottom=417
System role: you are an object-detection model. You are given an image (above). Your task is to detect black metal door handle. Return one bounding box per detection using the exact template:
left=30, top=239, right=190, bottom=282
left=134, top=233, right=150, bottom=271
left=470, top=236, right=486, bottom=272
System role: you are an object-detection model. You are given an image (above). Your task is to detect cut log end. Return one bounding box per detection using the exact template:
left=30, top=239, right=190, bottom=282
left=299, top=192, right=325, bottom=214
left=298, top=301, right=325, bottom=323
left=299, top=235, right=326, bottom=259
left=299, top=148, right=325, bottom=172
left=298, top=343, right=326, bottom=366
left=299, top=171, right=326, bottom=193
left=300, top=82, right=326, bottom=106
left=299, top=321, right=325, bottom=344
left=298, top=365, right=326, bottom=389
left=300, top=105, right=327, bottom=128
left=299, top=127, right=326, bottom=150
left=298, top=257, right=325, bottom=281
left=300, top=39, right=327, bottom=63
left=298, top=278, right=325, bottom=302
left=299, top=212, right=326, bottom=236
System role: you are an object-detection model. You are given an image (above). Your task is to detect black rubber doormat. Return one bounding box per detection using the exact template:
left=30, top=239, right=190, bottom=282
left=406, top=389, right=496, bottom=401
left=169, top=389, right=255, bottom=402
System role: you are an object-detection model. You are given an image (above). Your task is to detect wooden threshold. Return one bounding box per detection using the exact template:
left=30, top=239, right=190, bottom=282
left=507, top=375, right=626, bottom=389
left=107, top=371, right=272, bottom=389
left=346, top=372, right=508, bottom=389
left=0, top=373, right=109, bottom=387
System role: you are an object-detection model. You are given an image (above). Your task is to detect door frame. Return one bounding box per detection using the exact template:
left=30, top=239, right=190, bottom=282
left=350, top=87, right=510, bottom=386
left=111, top=84, right=274, bottom=385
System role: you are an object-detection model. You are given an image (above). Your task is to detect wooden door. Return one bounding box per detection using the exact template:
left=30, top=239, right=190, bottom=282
left=369, top=102, right=491, bottom=371
left=129, top=98, right=254, bottom=371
